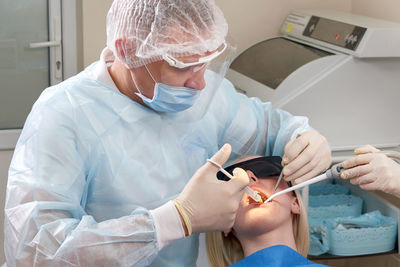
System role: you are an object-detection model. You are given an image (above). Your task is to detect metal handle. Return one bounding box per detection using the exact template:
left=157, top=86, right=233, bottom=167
left=29, top=40, right=61, bottom=49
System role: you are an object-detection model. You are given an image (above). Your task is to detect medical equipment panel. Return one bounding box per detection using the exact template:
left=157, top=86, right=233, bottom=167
left=281, top=9, right=400, bottom=57
left=302, top=16, right=366, bottom=51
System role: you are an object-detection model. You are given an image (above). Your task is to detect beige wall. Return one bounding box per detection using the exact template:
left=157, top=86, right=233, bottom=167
left=216, top=0, right=351, bottom=55
left=352, top=0, right=400, bottom=23
left=82, top=0, right=353, bottom=67
left=82, top=0, right=113, bottom=67
left=81, top=0, right=400, bottom=67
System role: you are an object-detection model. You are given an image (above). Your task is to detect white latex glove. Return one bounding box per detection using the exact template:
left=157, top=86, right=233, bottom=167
left=174, top=144, right=249, bottom=235
left=282, top=130, right=331, bottom=184
left=341, top=145, right=400, bottom=198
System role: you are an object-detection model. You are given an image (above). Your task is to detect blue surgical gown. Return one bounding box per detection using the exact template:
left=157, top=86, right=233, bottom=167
left=230, top=245, right=328, bottom=267
left=4, top=60, right=310, bottom=266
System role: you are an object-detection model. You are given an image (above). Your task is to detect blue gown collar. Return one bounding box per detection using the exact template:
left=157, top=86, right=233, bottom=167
left=230, top=245, right=328, bottom=267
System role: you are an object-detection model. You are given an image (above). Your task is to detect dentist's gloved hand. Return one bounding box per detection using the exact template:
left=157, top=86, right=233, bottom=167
left=341, top=145, right=400, bottom=198
left=174, top=144, right=249, bottom=235
left=282, top=130, right=331, bottom=184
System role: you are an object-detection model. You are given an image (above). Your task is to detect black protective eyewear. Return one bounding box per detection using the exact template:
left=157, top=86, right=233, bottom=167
left=217, top=156, right=283, bottom=181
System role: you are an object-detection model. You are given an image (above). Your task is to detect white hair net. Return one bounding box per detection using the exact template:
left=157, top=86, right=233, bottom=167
left=106, top=0, right=228, bottom=68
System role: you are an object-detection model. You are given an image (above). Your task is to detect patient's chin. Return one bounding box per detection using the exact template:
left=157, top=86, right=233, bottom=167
left=234, top=204, right=292, bottom=237
left=234, top=213, right=280, bottom=236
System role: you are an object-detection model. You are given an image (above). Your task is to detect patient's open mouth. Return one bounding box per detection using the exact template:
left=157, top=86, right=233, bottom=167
left=248, top=189, right=268, bottom=204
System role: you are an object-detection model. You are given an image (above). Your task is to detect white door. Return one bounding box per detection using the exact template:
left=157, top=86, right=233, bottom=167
left=0, top=0, right=73, bottom=149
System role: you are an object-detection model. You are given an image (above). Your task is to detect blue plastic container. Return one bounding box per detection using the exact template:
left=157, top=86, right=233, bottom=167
left=324, top=211, right=398, bottom=256
left=308, top=194, right=363, bottom=225
left=309, top=184, right=350, bottom=196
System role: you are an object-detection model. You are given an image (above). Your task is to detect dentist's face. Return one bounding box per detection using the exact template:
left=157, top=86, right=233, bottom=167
left=130, top=50, right=216, bottom=100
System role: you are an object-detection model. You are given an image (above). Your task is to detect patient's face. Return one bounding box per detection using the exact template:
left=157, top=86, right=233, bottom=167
left=233, top=158, right=299, bottom=237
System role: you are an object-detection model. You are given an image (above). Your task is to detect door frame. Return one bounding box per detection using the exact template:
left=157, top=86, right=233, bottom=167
left=0, top=0, right=79, bottom=150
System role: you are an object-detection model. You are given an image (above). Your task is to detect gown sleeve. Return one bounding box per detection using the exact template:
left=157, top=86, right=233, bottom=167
left=214, top=78, right=311, bottom=158
left=4, top=90, right=161, bottom=267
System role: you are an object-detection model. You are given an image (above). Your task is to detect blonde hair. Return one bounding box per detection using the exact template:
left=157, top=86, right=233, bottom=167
left=206, top=190, right=309, bottom=267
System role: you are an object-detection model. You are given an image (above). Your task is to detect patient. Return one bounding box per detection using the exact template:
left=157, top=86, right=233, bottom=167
left=206, top=156, right=327, bottom=267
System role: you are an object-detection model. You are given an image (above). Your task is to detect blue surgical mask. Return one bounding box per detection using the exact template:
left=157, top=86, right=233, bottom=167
left=136, top=83, right=200, bottom=113
left=132, top=65, right=201, bottom=113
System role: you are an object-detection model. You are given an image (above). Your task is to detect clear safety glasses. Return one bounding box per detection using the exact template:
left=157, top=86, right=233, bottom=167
left=217, top=156, right=283, bottom=181
left=162, top=42, right=228, bottom=72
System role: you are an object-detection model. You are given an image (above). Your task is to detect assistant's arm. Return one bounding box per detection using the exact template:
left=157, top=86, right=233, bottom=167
left=341, top=145, right=400, bottom=197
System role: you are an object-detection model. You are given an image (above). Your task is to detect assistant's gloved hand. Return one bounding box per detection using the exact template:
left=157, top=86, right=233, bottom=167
left=341, top=145, right=400, bottom=198
left=174, top=144, right=249, bottom=236
left=282, top=130, right=331, bottom=184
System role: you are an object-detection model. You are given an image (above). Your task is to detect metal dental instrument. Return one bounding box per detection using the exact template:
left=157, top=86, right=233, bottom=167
left=265, top=163, right=343, bottom=203
left=273, top=171, right=284, bottom=192
left=207, top=159, right=263, bottom=203
left=274, top=133, right=302, bottom=192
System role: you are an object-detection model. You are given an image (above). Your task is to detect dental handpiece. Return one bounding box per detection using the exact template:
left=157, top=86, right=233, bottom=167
left=264, top=163, right=344, bottom=203
left=207, top=159, right=263, bottom=203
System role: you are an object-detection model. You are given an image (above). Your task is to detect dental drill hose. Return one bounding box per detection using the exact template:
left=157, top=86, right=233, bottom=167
left=264, top=163, right=344, bottom=203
